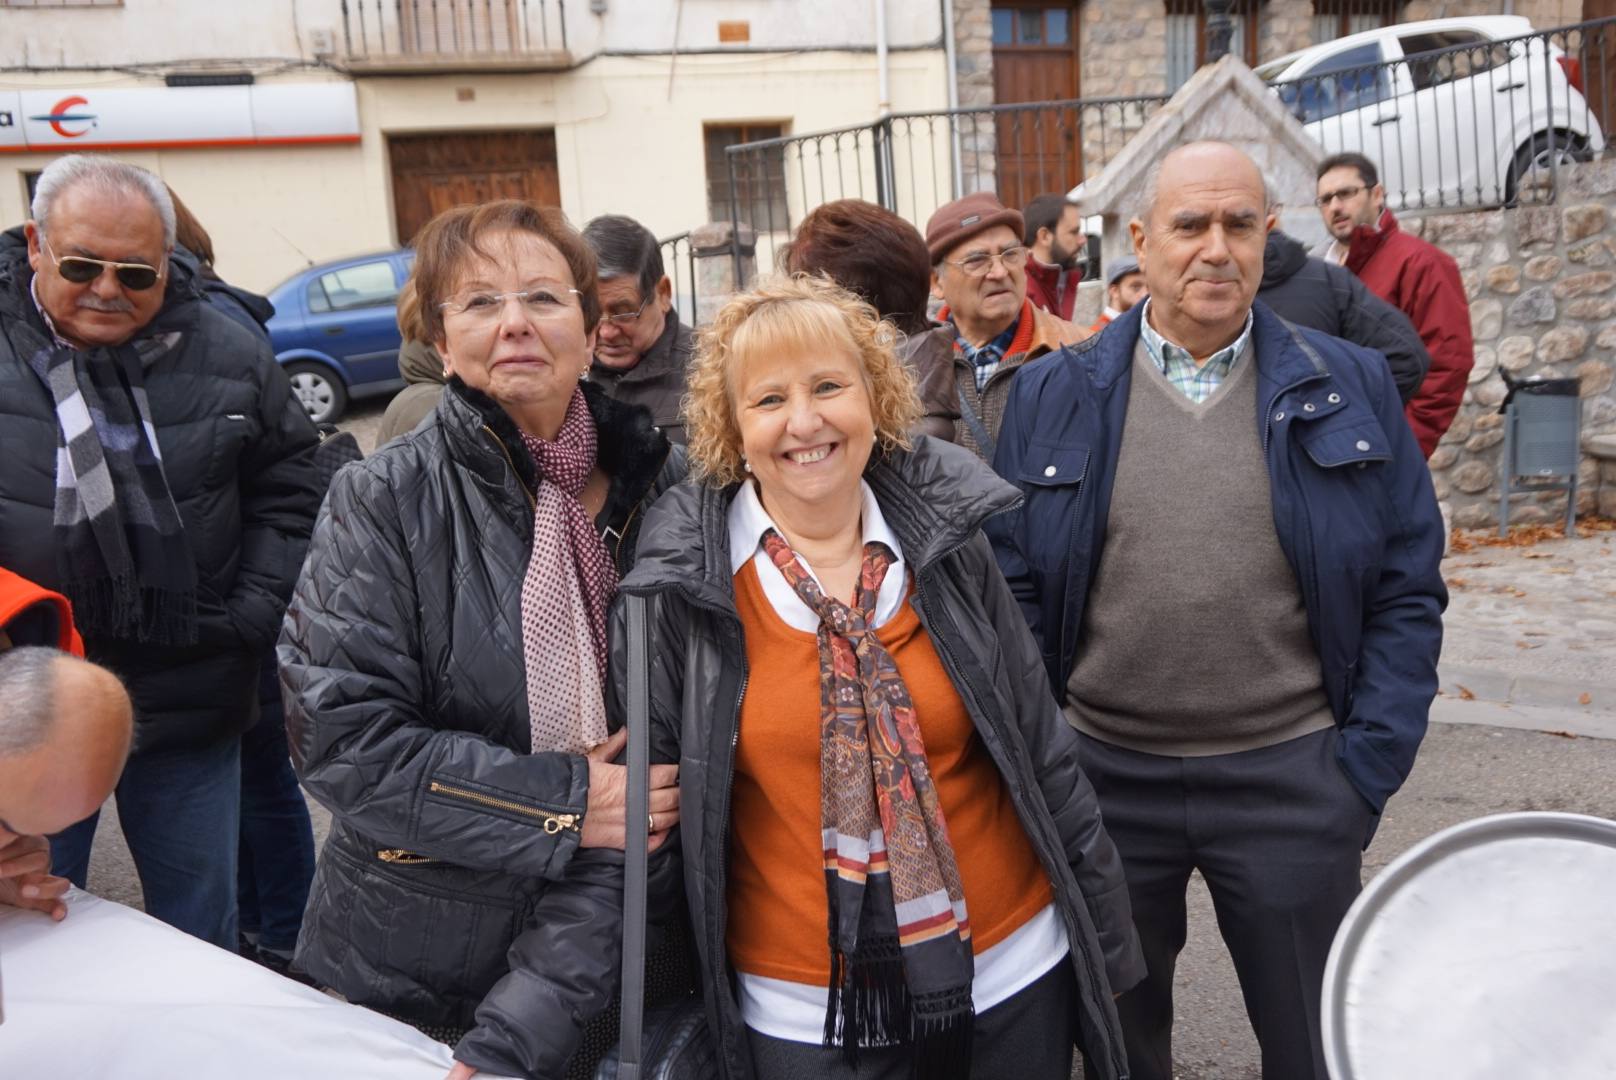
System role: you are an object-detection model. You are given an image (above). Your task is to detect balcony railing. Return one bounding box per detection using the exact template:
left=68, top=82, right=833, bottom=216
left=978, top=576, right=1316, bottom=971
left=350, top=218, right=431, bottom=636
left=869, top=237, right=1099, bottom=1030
left=339, top=0, right=569, bottom=73
left=722, top=95, right=1170, bottom=271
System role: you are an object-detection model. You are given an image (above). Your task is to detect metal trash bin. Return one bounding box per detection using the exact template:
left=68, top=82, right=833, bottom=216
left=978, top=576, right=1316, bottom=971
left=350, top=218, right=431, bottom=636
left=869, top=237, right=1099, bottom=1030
left=1497, top=372, right=1581, bottom=536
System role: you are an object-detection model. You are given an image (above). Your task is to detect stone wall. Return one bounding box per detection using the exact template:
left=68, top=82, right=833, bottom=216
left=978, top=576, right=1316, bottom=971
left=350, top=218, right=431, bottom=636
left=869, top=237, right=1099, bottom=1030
left=1409, top=158, right=1616, bottom=528
left=952, top=0, right=998, bottom=192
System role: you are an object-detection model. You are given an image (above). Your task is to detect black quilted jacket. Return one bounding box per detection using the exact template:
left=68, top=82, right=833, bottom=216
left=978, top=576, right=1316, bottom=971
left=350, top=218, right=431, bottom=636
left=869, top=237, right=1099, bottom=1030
left=279, top=377, right=685, bottom=1079
left=612, top=437, right=1145, bottom=1080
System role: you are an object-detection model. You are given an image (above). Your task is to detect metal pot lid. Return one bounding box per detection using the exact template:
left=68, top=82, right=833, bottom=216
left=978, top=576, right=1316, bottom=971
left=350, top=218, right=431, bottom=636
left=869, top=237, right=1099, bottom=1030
left=1322, top=812, right=1616, bottom=1080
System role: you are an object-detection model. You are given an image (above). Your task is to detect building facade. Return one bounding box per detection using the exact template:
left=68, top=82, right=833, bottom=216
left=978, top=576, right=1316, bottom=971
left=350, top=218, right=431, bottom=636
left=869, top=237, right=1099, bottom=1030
left=0, top=0, right=949, bottom=291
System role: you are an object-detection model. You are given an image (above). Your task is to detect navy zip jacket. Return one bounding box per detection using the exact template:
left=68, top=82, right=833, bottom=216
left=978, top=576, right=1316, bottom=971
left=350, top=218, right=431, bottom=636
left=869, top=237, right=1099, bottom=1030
left=988, top=300, right=1446, bottom=816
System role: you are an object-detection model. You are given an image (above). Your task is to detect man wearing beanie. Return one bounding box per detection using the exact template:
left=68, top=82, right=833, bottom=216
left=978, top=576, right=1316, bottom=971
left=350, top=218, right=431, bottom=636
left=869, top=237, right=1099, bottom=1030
left=1089, top=257, right=1148, bottom=334
left=915, top=192, right=1088, bottom=462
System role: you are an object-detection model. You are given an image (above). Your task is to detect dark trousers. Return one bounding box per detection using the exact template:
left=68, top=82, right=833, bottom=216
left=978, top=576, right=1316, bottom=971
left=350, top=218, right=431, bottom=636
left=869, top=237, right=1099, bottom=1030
left=237, top=667, right=316, bottom=954
left=1077, top=727, right=1371, bottom=1080
left=50, top=732, right=242, bottom=951
left=745, top=959, right=1077, bottom=1080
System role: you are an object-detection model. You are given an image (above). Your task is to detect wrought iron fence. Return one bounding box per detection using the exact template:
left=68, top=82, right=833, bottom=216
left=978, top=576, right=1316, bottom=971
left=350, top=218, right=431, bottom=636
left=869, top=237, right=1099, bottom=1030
left=723, top=95, right=1170, bottom=271
left=340, top=0, right=567, bottom=58
left=658, top=231, right=701, bottom=326
left=1260, top=15, right=1616, bottom=211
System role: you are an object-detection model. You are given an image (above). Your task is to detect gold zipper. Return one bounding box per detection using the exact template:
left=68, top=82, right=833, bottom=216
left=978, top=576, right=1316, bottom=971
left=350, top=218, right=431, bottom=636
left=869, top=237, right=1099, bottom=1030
left=481, top=425, right=537, bottom=510
left=429, top=780, right=580, bottom=835
left=376, top=848, right=437, bottom=865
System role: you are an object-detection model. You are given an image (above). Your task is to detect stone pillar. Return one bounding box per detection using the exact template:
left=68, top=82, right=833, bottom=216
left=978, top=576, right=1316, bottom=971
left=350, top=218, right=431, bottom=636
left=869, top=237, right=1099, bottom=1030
left=1258, top=0, right=1314, bottom=62
left=690, top=221, right=757, bottom=326
left=1079, top=0, right=1168, bottom=180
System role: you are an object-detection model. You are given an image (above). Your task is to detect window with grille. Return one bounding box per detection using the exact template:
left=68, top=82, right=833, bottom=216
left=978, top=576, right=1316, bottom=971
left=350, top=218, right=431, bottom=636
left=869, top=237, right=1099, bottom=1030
left=1312, top=0, right=1400, bottom=45
left=704, top=123, right=790, bottom=233
left=1166, top=0, right=1262, bottom=92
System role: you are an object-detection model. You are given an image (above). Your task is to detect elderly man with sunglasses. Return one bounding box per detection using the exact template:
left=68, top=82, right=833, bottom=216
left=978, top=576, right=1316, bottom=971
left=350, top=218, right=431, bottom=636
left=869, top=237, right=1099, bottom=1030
left=0, top=154, right=321, bottom=950
left=914, top=192, right=1089, bottom=462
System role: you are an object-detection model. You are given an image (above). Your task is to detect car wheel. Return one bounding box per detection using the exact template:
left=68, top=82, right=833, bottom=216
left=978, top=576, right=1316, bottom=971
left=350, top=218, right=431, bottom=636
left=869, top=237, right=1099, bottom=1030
left=1505, top=131, right=1590, bottom=206
left=285, top=362, right=348, bottom=425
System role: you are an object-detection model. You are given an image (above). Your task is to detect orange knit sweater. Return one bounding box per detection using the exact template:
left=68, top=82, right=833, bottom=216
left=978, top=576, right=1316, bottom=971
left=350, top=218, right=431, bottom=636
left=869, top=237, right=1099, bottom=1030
left=725, top=561, right=1053, bottom=985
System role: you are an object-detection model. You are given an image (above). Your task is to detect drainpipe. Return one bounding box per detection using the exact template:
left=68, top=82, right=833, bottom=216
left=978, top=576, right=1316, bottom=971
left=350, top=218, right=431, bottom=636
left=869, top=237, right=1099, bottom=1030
left=876, top=0, right=892, bottom=115
left=941, top=0, right=964, bottom=195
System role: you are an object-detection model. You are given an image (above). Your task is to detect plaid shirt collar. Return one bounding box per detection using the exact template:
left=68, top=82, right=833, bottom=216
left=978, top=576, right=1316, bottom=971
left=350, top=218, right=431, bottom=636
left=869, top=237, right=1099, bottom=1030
left=951, top=315, right=1020, bottom=391
left=1138, top=299, right=1253, bottom=404
left=30, top=277, right=76, bottom=349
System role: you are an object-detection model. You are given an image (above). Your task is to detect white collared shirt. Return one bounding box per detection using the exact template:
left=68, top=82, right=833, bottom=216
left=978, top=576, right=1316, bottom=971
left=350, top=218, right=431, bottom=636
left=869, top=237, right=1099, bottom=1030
left=727, top=479, right=908, bottom=629
left=724, top=479, right=1069, bottom=1042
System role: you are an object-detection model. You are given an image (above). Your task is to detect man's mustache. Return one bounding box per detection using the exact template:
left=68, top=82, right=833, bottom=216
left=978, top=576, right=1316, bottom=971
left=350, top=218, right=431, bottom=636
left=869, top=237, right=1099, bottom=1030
left=77, top=295, right=136, bottom=313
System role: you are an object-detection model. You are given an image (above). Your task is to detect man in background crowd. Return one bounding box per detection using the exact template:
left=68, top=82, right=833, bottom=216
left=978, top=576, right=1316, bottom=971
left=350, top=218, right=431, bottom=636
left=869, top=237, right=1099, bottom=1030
left=582, top=214, right=695, bottom=445
left=1090, top=257, right=1148, bottom=333
left=1023, top=192, right=1087, bottom=320
left=1316, top=151, right=1473, bottom=457
left=922, top=192, right=1088, bottom=461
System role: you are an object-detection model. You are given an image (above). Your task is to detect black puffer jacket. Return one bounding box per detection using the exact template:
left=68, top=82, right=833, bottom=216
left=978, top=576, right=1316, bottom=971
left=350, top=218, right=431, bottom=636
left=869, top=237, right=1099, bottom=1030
left=0, top=226, right=320, bottom=751
left=611, top=437, right=1145, bottom=1080
left=280, top=378, right=685, bottom=1079
left=1259, top=230, right=1430, bottom=405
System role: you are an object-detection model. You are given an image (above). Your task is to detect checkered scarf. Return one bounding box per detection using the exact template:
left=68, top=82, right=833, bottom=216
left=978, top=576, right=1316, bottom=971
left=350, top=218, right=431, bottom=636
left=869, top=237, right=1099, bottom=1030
left=22, top=328, right=197, bottom=646
left=760, top=529, right=974, bottom=1078
left=518, top=389, right=618, bottom=755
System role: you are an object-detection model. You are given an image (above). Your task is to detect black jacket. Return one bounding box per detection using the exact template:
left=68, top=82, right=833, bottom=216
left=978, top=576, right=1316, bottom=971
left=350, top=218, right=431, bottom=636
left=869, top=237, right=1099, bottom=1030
left=588, top=312, right=694, bottom=446
left=0, top=226, right=320, bottom=751
left=280, top=378, right=685, bottom=1079
left=613, top=437, right=1145, bottom=1080
left=1259, top=230, right=1430, bottom=405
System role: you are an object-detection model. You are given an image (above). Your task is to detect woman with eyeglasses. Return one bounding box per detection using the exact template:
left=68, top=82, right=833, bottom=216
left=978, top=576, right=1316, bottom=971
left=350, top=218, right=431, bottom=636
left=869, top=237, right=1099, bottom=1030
left=279, top=200, right=686, bottom=1080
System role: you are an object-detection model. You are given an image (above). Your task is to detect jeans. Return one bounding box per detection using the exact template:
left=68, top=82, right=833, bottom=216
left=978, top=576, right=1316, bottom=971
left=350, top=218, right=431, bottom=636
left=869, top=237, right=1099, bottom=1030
left=50, top=732, right=242, bottom=951
left=237, top=665, right=316, bottom=954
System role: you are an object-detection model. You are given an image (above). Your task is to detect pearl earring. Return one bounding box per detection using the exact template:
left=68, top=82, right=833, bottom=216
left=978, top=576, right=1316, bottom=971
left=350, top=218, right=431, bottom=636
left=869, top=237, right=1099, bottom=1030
left=742, top=458, right=752, bottom=474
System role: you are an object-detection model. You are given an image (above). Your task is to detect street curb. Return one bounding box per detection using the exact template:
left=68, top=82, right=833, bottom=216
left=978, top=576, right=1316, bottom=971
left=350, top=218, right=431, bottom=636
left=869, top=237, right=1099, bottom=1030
left=1439, top=663, right=1616, bottom=715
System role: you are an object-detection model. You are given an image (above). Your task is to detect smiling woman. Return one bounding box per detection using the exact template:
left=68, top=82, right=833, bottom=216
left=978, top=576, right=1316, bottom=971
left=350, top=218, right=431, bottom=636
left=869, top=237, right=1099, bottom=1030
left=616, top=274, right=1145, bottom=1079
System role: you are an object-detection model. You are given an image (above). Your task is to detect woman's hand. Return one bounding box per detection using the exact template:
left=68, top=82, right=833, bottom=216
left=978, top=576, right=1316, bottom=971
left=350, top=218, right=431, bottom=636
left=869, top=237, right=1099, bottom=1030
left=579, top=729, right=680, bottom=852
left=445, top=1061, right=477, bottom=1080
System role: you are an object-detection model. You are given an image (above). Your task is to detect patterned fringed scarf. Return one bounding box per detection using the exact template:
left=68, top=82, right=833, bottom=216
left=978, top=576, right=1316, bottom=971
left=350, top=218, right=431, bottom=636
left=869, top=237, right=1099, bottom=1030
left=760, top=529, right=974, bottom=1079
left=24, top=331, right=197, bottom=646
left=518, top=389, right=619, bottom=755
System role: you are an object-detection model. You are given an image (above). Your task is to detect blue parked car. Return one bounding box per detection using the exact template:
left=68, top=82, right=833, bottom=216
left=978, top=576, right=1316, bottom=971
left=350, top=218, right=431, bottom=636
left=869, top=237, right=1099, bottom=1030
left=266, top=250, right=414, bottom=424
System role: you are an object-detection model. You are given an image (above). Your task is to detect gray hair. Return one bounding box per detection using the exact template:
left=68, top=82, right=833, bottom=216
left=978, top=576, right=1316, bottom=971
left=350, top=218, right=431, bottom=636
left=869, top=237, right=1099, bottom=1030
left=582, top=214, right=665, bottom=303
left=31, top=155, right=177, bottom=250
left=0, top=646, right=63, bottom=755
left=1136, top=141, right=1274, bottom=223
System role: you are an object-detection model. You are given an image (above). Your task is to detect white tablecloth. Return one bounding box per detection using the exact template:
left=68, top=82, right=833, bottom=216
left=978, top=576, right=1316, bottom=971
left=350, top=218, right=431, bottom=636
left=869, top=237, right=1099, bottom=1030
left=0, top=889, right=499, bottom=1079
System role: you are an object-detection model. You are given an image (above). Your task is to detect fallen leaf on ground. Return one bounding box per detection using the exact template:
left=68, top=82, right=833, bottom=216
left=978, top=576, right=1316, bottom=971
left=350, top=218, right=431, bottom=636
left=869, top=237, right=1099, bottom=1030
left=1545, top=730, right=1580, bottom=739
left=1446, top=577, right=1470, bottom=589
left=1548, top=567, right=1574, bottom=575
left=1522, top=552, right=1553, bottom=559
left=1580, top=692, right=1593, bottom=705
left=1515, top=640, right=1543, bottom=649
left=1457, top=685, right=1476, bottom=701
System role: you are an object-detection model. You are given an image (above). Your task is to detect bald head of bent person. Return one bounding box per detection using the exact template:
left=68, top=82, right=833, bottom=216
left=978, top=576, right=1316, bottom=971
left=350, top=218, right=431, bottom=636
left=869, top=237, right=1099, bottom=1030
left=0, top=648, right=133, bottom=897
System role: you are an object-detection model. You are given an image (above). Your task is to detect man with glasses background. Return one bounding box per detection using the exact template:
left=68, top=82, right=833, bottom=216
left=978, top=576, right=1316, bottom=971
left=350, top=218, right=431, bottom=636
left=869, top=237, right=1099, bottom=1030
left=918, top=192, right=1088, bottom=462
left=0, top=154, right=320, bottom=950
left=581, top=214, right=694, bottom=445
left=1314, top=151, right=1473, bottom=458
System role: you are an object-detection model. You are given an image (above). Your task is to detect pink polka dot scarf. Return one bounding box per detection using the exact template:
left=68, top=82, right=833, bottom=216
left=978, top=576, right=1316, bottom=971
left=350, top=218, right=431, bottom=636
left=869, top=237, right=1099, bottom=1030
left=517, top=388, right=619, bottom=755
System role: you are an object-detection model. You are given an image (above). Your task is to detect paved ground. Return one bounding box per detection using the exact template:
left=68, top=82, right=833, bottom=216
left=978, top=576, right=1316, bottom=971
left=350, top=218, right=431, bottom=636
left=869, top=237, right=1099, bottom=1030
left=76, top=431, right=1616, bottom=1079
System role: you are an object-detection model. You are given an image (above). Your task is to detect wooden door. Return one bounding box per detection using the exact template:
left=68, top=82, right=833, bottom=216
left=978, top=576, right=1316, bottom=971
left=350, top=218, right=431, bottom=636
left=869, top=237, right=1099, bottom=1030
left=1584, top=0, right=1616, bottom=139
left=990, top=2, right=1081, bottom=208
left=388, top=130, right=561, bottom=245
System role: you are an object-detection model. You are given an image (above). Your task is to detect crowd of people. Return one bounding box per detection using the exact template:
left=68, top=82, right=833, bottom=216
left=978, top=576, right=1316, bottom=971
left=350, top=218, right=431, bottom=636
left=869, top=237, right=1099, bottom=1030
left=0, top=140, right=1459, bottom=1080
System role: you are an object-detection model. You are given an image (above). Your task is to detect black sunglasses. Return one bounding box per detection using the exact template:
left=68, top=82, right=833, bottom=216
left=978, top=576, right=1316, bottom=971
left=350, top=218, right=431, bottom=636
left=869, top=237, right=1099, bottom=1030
left=44, top=238, right=164, bottom=291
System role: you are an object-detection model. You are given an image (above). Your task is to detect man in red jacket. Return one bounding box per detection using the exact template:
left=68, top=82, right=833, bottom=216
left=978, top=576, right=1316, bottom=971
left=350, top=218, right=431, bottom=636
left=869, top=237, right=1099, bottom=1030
left=1316, top=152, right=1474, bottom=457
left=1022, top=192, right=1085, bottom=320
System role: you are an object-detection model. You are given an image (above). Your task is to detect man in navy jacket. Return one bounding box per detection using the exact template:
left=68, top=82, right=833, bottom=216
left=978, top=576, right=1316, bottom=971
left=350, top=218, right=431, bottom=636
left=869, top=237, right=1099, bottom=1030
left=990, top=141, right=1445, bottom=1080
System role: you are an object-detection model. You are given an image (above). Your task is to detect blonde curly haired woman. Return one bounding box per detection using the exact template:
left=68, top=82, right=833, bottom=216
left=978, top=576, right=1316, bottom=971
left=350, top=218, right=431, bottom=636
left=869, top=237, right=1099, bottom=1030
left=610, top=274, right=1144, bottom=1079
